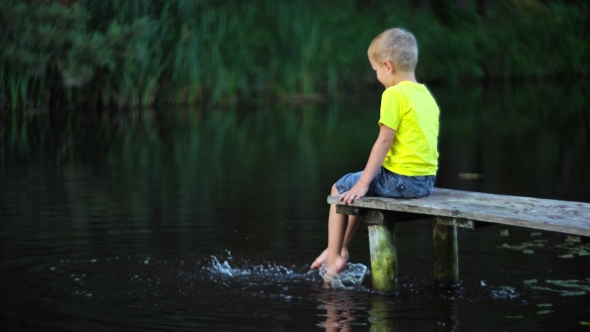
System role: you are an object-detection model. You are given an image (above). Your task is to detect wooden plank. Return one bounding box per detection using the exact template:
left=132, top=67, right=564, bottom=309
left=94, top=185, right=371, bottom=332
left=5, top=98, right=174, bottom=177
left=335, top=205, right=363, bottom=216
left=327, top=188, right=590, bottom=237
left=436, top=216, right=495, bottom=230
left=335, top=205, right=430, bottom=224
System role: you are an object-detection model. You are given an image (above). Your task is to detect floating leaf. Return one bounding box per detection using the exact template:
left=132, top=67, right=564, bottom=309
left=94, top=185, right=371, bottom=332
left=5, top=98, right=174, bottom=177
left=528, top=243, right=545, bottom=248
left=559, top=254, right=574, bottom=258
left=566, top=235, right=581, bottom=243
left=537, top=310, right=551, bottom=315
left=581, top=322, right=590, bottom=326
left=546, top=279, right=579, bottom=283
left=548, top=283, right=590, bottom=291
left=531, top=286, right=559, bottom=292
left=523, top=249, right=534, bottom=254
left=531, top=232, right=542, bottom=237
left=524, top=279, right=538, bottom=285
left=500, top=229, right=509, bottom=236
left=567, top=246, right=585, bottom=252
left=559, top=290, right=586, bottom=296
left=501, top=243, right=511, bottom=249
left=579, top=251, right=590, bottom=257
left=500, top=286, right=515, bottom=291
left=506, top=316, right=522, bottom=319
left=537, top=303, right=552, bottom=307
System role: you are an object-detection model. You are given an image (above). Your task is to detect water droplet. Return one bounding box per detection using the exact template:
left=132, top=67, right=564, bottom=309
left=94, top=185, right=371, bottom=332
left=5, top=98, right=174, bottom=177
left=90, top=259, right=97, bottom=263
left=50, top=267, right=56, bottom=271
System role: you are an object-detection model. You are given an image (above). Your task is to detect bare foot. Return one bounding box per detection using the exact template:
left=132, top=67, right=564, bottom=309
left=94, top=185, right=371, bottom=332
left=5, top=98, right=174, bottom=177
left=311, top=249, right=328, bottom=270
left=321, top=255, right=347, bottom=286
left=311, top=249, right=349, bottom=270
left=341, top=247, right=349, bottom=261
left=326, top=256, right=347, bottom=275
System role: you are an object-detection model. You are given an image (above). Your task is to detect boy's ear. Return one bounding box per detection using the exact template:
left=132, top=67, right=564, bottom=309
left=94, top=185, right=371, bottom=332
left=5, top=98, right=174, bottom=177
left=383, top=60, right=396, bottom=74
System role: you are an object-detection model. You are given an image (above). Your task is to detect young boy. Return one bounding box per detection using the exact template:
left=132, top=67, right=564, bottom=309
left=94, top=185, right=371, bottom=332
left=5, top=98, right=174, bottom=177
left=310, top=28, right=439, bottom=280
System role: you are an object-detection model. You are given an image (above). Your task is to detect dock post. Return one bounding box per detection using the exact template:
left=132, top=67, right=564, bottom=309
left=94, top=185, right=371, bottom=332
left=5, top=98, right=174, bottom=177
left=365, top=210, right=398, bottom=292
left=433, top=217, right=459, bottom=286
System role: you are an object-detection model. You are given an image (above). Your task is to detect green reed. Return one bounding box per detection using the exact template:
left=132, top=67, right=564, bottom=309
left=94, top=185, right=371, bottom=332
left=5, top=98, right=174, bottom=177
left=1, top=0, right=588, bottom=112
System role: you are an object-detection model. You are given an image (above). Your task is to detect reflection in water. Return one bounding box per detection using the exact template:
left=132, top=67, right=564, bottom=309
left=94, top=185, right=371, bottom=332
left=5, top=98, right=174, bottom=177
left=431, top=298, right=458, bottom=332
left=1, top=81, right=590, bottom=331
left=315, top=290, right=364, bottom=331
left=368, top=295, right=396, bottom=332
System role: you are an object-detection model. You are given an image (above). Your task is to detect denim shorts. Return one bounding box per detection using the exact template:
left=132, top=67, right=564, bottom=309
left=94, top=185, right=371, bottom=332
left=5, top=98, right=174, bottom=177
left=335, top=167, right=436, bottom=199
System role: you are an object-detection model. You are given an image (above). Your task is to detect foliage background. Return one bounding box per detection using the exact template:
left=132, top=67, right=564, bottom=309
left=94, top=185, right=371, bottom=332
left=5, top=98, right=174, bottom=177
left=1, top=0, right=588, bottom=111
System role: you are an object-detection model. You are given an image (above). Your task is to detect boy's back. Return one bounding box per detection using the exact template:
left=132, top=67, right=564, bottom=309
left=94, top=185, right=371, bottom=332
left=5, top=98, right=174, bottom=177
left=379, top=81, right=439, bottom=177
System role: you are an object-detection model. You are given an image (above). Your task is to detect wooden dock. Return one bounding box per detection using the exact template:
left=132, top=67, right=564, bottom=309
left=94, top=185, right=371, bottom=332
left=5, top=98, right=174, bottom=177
left=328, top=188, right=590, bottom=292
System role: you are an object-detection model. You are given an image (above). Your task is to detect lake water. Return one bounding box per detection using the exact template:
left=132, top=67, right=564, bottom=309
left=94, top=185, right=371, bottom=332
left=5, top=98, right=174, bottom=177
left=1, top=81, right=589, bottom=331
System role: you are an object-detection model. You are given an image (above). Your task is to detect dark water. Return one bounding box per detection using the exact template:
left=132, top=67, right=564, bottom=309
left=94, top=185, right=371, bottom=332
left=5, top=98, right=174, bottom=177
left=1, top=81, right=590, bottom=331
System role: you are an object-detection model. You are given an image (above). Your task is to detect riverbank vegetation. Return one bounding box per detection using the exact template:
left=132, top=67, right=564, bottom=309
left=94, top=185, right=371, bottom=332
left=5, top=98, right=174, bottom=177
left=1, top=0, right=588, bottom=112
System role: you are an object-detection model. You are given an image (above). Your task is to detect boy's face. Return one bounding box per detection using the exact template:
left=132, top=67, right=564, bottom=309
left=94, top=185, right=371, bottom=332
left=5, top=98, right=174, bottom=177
left=370, top=58, right=395, bottom=88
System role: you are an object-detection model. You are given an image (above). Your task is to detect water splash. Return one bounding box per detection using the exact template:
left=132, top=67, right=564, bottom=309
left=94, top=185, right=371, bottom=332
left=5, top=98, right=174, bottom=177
left=210, top=256, right=238, bottom=277
left=206, top=252, right=367, bottom=289
left=207, top=253, right=295, bottom=279
left=319, top=263, right=367, bottom=289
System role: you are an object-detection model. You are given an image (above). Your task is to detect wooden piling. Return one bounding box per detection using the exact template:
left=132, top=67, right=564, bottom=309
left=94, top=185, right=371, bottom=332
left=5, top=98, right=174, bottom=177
left=365, top=210, right=398, bottom=292
left=433, top=217, right=459, bottom=286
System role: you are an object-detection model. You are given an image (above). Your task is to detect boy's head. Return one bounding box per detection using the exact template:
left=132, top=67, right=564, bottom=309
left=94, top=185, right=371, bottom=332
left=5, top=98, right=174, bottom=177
left=368, top=28, right=418, bottom=73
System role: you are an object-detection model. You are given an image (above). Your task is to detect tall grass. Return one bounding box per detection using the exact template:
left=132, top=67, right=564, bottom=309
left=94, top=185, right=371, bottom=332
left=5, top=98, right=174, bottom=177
left=1, top=0, right=588, bottom=112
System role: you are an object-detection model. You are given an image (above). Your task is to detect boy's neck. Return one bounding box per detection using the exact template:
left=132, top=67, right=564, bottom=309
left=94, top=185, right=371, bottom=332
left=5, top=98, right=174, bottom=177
left=391, top=72, right=417, bottom=86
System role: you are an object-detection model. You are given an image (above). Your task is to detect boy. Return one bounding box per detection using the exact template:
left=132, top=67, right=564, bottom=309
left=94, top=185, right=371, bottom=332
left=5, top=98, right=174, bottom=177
left=310, top=28, right=439, bottom=281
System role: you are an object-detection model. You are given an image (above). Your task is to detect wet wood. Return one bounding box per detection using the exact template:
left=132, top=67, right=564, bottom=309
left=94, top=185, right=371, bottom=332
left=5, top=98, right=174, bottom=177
left=433, top=219, right=459, bottom=286
left=435, top=217, right=494, bottom=229
left=335, top=205, right=363, bottom=216
left=368, top=220, right=398, bottom=292
left=328, top=188, right=590, bottom=237
left=336, top=205, right=429, bottom=224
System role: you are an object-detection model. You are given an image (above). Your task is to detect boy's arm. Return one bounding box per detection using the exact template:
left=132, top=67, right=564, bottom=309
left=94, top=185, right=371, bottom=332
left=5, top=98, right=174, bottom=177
left=339, top=124, right=395, bottom=204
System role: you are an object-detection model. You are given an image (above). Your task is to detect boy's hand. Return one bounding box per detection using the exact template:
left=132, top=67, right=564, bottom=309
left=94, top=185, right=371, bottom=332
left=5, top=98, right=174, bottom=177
left=340, top=183, right=369, bottom=204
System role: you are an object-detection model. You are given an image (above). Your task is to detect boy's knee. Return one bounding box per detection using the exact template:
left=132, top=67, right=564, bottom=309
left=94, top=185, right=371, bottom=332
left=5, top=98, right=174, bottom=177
left=331, top=184, right=340, bottom=195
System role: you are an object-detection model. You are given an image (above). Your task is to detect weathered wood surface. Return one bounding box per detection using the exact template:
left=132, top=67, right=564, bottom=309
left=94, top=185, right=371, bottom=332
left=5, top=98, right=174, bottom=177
left=432, top=220, right=458, bottom=286
left=327, top=188, right=590, bottom=237
left=368, top=223, right=398, bottom=291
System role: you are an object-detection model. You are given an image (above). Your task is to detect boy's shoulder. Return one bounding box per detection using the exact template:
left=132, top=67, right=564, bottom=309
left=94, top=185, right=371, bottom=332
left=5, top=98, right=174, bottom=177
left=383, top=81, right=433, bottom=100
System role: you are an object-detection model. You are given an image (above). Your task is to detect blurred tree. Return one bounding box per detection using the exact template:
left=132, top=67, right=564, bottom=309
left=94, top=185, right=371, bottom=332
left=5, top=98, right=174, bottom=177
left=0, top=0, right=150, bottom=119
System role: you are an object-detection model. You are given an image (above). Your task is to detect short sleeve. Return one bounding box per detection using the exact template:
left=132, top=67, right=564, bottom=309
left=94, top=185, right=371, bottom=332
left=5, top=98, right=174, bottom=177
left=378, top=87, right=401, bottom=130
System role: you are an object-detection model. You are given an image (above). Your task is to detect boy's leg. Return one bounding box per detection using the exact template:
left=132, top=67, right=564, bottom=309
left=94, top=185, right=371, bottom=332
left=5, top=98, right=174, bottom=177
left=310, top=184, right=351, bottom=273
left=311, top=214, right=362, bottom=269
left=324, top=201, right=348, bottom=277
left=341, top=214, right=363, bottom=258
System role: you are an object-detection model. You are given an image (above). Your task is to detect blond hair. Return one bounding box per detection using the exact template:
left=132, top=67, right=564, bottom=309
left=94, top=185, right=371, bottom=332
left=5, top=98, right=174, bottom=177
left=368, top=28, right=418, bottom=72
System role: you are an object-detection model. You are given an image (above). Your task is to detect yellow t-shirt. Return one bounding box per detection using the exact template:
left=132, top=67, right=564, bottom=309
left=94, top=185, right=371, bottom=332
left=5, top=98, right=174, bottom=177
left=378, top=81, right=439, bottom=176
